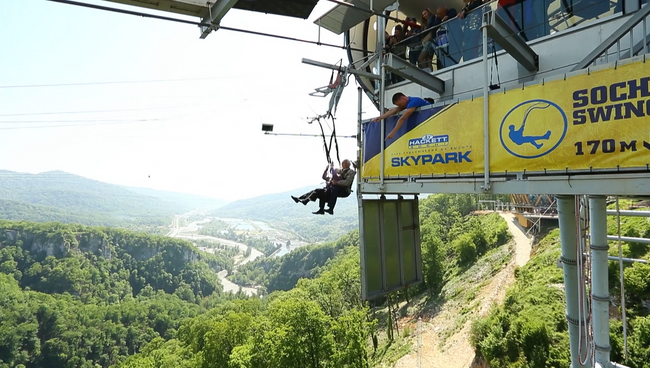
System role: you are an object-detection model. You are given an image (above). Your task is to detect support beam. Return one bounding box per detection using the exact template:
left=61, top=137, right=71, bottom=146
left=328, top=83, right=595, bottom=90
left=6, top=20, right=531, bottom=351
left=378, top=14, right=386, bottom=187
left=200, top=0, right=239, bottom=39
left=482, top=10, right=539, bottom=72
left=302, top=58, right=381, bottom=80
left=557, top=195, right=591, bottom=368
left=572, top=3, right=650, bottom=71
left=606, top=210, right=650, bottom=217
left=607, top=256, right=648, bottom=264
left=359, top=172, right=650, bottom=196
left=382, top=54, right=446, bottom=94
left=606, top=235, right=650, bottom=244
left=589, top=196, right=611, bottom=367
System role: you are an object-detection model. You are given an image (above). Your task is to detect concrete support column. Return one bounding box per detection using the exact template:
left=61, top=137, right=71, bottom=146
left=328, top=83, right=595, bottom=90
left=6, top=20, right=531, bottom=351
left=590, top=195, right=611, bottom=366
left=557, top=195, right=591, bottom=368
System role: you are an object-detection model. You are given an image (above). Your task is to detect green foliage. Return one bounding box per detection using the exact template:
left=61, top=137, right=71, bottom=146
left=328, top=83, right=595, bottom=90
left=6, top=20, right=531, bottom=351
left=418, top=193, right=511, bottom=294
left=0, top=221, right=233, bottom=299
left=0, top=194, right=522, bottom=368
left=128, top=247, right=373, bottom=368
left=454, top=234, right=477, bottom=267
left=624, top=263, right=650, bottom=305
left=0, top=272, right=208, bottom=368
left=0, top=220, right=252, bottom=368
left=470, top=229, right=567, bottom=368
left=471, top=209, right=650, bottom=368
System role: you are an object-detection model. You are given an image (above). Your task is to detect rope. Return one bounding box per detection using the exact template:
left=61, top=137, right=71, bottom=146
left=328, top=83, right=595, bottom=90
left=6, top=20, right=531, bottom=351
left=311, top=114, right=341, bottom=167
left=330, top=115, right=341, bottom=166
left=314, top=116, right=332, bottom=165
left=489, top=42, right=501, bottom=88
left=616, top=196, right=629, bottom=362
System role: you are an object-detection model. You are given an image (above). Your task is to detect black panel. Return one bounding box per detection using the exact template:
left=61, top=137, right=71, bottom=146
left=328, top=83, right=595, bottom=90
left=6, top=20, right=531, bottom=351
left=234, top=0, right=318, bottom=19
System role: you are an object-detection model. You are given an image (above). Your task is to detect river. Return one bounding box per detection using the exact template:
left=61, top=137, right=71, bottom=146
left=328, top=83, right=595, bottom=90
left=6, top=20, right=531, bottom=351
left=166, top=213, right=264, bottom=296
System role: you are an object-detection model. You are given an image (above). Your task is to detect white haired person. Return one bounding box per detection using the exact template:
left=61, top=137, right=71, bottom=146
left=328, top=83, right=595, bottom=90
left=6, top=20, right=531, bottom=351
left=313, top=159, right=357, bottom=215
left=291, top=164, right=341, bottom=205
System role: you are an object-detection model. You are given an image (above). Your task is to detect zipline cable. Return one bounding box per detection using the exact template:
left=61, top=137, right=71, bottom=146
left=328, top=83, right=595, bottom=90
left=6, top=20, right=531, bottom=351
left=44, top=0, right=366, bottom=52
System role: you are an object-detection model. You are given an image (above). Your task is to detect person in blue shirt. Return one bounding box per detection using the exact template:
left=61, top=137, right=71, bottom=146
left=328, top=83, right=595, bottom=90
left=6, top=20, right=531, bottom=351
left=371, top=92, right=434, bottom=139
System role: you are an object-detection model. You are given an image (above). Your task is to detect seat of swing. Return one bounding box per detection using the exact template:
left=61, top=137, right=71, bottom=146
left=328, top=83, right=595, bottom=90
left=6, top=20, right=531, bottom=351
left=310, top=69, right=344, bottom=97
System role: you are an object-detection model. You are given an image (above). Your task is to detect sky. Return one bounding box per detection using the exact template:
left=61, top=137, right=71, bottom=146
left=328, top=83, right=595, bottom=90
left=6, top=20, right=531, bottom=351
left=0, top=0, right=376, bottom=201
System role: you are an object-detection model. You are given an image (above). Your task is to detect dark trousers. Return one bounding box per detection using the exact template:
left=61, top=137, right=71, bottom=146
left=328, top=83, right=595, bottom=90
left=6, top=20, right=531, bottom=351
left=319, top=185, right=350, bottom=210
left=299, top=188, right=327, bottom=203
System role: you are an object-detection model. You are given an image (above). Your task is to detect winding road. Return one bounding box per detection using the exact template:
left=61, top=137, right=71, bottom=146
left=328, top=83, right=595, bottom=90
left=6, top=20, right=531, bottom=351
left=166, top=213, right=262, bottom=296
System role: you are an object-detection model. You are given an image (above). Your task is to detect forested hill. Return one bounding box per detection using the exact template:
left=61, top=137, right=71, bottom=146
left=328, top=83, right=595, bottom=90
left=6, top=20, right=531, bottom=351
left=0, top=194, right=518, bottom=368
left=211, top=185, right=358, bottom=242
left=471, top=201, right=650, bottom=367
left=0, top=220, right=239, bottom=367
left=0, top=170, right=226, bottom=231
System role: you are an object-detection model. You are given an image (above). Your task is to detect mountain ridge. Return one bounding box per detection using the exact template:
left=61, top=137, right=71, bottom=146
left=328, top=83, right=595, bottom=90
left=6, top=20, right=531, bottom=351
left=0, top=170, right=227, bottom=230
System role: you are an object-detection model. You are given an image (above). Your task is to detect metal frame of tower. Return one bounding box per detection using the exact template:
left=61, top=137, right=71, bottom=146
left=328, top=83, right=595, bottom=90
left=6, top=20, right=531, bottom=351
left=353, top=3, right=650, bottom=368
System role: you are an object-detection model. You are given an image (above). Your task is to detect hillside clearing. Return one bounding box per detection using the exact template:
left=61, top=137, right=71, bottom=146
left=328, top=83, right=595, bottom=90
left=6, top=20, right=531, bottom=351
left=392, top=212, right=533, bottom=368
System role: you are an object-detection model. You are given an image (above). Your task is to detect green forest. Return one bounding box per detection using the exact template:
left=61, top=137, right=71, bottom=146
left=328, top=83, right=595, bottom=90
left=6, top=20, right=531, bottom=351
left=0, top=220, right=242, bottom=368
left=470, top=201, right=650, bottom=367
left=0, top=194, right=513, bottom=368
left=1, top=194, right=649, bottom=368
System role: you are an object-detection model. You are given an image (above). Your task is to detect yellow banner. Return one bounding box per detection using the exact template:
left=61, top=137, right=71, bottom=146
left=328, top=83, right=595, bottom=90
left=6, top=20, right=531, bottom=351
left=490, top=60, right=650, bottom=173
left=364, top=100, right=485, bottom=177
left=362, top=59, right=650, bottom=178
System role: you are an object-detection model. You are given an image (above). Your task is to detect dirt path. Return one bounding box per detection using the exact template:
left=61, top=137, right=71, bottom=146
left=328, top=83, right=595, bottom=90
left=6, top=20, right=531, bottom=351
left=393, top=212, right=532, bottom=368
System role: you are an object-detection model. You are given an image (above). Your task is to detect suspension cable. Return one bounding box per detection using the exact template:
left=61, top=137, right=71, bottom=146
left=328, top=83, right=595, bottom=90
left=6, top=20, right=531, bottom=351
left=44, top=0, right=366, bottom=52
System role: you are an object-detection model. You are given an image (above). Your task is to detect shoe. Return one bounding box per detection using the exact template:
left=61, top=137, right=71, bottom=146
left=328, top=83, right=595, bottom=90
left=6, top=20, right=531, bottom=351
left=291, top=196, right=300, bottom=203
left=313, top=209, right=325, bottom=215
left=324, top=208, right=334, bottom=215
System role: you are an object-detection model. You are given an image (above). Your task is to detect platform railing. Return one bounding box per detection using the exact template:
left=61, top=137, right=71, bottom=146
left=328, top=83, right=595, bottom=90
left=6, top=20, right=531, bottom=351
left=388, top=0, right=621, bottom=76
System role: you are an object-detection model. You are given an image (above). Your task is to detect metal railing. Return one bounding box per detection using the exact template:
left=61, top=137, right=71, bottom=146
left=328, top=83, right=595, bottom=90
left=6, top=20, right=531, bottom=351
left=388, top=0, right=621, bottom=73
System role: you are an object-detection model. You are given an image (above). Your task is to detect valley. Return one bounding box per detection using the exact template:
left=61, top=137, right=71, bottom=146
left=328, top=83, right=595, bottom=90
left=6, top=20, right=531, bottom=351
left=166, top=211, right=310, bottom=296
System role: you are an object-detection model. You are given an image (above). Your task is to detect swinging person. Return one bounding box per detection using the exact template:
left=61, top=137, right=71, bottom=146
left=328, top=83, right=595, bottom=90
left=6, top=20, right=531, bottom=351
left=291, top=165, right=340, bottom=205
left=291, top=159, right=356, bottom=215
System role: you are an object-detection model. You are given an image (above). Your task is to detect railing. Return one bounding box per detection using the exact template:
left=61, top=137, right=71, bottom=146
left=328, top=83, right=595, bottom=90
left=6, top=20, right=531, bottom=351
left=573, top=0, right=650, bottom=69
left=388, top=0, right=622, bottom=74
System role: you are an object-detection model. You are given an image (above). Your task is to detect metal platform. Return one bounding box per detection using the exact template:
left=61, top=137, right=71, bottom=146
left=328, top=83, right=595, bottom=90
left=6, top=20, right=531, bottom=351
left=360, top=55, right=650, bottom=197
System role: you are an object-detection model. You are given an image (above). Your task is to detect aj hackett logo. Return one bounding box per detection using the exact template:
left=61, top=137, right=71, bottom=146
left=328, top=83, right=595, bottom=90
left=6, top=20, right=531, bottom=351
left=392, top=134, right=472, bottom=167
left=408, top=134, right=449, bottom=149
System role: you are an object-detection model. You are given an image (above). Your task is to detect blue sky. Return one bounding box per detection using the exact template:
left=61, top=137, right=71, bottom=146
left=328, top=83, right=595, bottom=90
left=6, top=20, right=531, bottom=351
left=0, top=0, right=372, bottom=200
